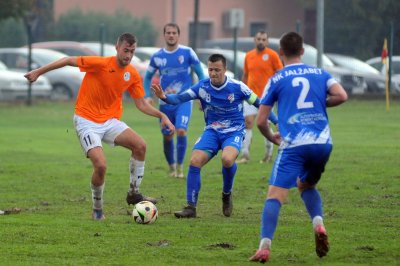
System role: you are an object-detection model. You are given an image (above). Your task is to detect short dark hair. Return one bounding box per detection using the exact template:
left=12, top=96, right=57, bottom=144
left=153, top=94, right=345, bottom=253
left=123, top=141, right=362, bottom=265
left=163, top=23, right=180, bottom=35
left=208, top=53, right=226, bottom=67
left=255, top=30, right=267, bottom=36
left=117, top=33, right=137, bottom=46
left=280, top=32, right=303, bottom=57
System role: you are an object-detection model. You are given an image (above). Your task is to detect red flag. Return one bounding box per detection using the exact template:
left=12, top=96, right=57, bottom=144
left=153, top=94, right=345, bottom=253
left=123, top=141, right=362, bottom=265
left=381, top=38, right=388, bottom=63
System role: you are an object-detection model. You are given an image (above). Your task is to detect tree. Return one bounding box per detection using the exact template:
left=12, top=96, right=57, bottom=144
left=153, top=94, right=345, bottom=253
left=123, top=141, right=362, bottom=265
left=54, top=9, right=157, bottom=46
left=324, top=0, right=400, bottom=59
left=0, top=0, right=32, bottom=21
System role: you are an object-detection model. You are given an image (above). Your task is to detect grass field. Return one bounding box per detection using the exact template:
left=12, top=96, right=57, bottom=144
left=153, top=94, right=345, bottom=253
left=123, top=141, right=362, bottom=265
left=0, top=99, right=399, bottom=266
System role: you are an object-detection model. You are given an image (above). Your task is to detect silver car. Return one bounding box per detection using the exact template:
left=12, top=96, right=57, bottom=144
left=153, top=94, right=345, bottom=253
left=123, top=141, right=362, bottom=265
left=0, top=48, right=84, bottom=100
left=204, top=37, right=367, bottom=95
left=0, top=61, right=52, bottom=101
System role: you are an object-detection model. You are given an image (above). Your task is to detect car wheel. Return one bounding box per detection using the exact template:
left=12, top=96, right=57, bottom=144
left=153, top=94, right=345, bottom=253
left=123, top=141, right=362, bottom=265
left=50, top=84, right=73, bottom=101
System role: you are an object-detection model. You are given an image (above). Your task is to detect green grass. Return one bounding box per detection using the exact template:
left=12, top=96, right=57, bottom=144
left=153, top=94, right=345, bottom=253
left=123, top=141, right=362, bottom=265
left=0, top=99, right=399, bottom=266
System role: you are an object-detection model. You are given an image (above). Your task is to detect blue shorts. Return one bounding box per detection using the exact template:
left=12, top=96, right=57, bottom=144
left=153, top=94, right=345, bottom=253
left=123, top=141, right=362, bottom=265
left=160, top=101, right=192, bottom=135
left=269, top=144, right=333, bottom=189
left=193, top=128, right=245, bottom=158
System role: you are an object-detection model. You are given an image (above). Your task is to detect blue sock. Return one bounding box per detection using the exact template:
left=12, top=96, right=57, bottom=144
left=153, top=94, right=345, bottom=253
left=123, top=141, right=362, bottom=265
left=186, top=165, right=201, bottom=207
left=301, top=188, right=323, bottom=219
left=163, top=139, right=175, bottom=165
left=222, top=163, right=237, bottom=193
left=261, top=199, right=281, bottom=239
left=177, top=135, right=187, bottom=165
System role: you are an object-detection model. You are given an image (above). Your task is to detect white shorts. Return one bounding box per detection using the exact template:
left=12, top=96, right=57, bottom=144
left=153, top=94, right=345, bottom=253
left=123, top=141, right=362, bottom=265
left=243, top=101, right=258, bottom=117
left=73, top=114, right=129, bottom=155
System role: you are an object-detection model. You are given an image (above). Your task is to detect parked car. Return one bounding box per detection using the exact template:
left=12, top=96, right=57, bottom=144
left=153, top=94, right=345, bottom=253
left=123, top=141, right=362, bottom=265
left=196, top=48, right=246, bottom=79
left=81, top=42, right=142, bottom=63
left=30, top=41, right=142, bottom=63
left=365, top=56, right=400, bottom=76
left=365, top=56, right=400, bottom=94
left=326, top=53, right=386, bottom=93
left=30, top=41, right=97, bottom=56
left=204, top=37, right=367, bottom=95
left=0, top=60, right=52, bottom=101
left=0, top=48, right=84, bottom=100
left=80, top=42, right=153, bottom=89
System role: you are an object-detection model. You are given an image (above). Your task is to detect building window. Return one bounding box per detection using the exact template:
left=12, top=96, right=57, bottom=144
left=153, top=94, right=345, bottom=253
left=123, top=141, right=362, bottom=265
left=189, top=22, right=212, bottom=49
left=250, top=22, right=268, bottom=36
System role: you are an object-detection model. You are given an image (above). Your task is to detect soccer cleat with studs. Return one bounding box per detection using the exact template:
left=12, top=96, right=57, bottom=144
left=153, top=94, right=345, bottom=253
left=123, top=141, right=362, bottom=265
left=222, top=192, right=233, bottom=217
left=92, top=209, right=105, bottom=221
left=126, top=192, right=158, bottom=205
left=174, top=205, right=196, bottom=218
left=315, top=224, right=330, bottom=258
left=176, top=164, right=184, bottom=178
left=249, top=249, right=270, bottom=263
left=169, top=164, right=177, bottom=177
left=236, top=156, right=249, bottom=164
left=259, top=155, right=273, bottom=164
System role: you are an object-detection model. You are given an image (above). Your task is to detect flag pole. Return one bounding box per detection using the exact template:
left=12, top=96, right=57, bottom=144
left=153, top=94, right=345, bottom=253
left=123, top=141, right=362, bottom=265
left=382, top=38, right=390, bottom=111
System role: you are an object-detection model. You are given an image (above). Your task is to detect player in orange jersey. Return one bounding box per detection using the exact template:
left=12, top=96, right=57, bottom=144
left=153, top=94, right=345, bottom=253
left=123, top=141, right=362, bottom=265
left=237, top=30, right=283, bottom=164
left=24, top=33, right=174, bottom=221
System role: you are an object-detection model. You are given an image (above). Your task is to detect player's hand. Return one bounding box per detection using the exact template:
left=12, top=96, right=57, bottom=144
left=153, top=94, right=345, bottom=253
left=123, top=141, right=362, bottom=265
left=160, top=114, right=175, bottom=135
left=271, top=132, right=281, bottom=145
left=151, top=84, right=166, bottom=100
left=24, top=70, right=40, bottom=83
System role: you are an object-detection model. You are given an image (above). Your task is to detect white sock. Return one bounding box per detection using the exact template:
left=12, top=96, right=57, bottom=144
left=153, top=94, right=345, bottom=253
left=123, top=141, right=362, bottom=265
left=129, top=158, right=145, bottom=193
left=242, top=129, right=253, bottom=157
left=91, top=183, right=104, bottom=210
left=312, top=215, right=324, bottom=229
left=259, top=238, right=272, bottom=250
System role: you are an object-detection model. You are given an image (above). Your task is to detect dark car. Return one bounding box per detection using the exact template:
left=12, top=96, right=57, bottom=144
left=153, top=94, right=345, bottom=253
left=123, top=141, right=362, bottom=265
left=204, top=37, right=367, bottom=95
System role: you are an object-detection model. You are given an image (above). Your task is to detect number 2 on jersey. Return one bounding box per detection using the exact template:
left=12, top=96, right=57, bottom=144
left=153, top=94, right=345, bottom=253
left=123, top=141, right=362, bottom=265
left=293, top=77, right=314, bottom=109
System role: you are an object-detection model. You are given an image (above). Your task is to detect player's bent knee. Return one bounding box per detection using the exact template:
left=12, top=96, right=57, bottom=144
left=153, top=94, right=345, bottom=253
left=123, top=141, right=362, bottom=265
left=176, top=128, right=186, bottom=136
left=221, top=156, right=235, bottom=168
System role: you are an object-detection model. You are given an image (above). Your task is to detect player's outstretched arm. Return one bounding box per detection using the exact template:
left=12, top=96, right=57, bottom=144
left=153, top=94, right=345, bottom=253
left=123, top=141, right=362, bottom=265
left=24, top=56, right=77, bottom=83
left=134, top=97, right=175, bottom=134
left=151, top=84, right=193, bottom=105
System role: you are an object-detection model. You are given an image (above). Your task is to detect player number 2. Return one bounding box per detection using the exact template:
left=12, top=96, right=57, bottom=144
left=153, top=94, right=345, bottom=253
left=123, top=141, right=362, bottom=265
left=293, top=77, right=314, bottom=109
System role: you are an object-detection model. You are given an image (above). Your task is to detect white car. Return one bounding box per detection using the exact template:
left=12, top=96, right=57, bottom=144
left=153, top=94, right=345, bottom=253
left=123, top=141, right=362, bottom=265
left=365, top=56, right=400, bottom=94
left=0, top=48, right=84, bottom=100
left=0, top=61, right=52, bottom=101
left=365, top=56, right=400, bottom=75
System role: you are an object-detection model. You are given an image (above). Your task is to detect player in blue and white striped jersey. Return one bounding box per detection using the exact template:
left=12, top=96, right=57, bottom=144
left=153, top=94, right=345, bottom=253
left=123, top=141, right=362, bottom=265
left=144, top=23, right=205, bottom=178
left=152, top=53, right=277, bottom=219
left=250, top=32, right=348, bottom=263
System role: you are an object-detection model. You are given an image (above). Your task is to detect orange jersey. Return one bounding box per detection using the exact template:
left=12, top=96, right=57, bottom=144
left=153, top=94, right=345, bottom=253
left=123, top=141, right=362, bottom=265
left=75, top=56, right=145, bottom=123
left=243, top=48, right=283, bottom=97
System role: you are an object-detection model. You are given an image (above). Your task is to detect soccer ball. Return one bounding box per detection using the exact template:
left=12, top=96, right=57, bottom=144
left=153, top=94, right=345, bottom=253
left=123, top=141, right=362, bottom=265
left=131, top=201, right=158, bottom=224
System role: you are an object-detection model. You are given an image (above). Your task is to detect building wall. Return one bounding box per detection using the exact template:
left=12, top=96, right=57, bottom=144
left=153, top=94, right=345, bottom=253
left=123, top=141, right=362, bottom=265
left=54, top=0, right=305, bottom=47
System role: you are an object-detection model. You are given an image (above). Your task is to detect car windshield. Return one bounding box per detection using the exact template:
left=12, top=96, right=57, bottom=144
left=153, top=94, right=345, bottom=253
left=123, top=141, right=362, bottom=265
left=301, top=44, right=334, bottom=67
left=329, top=55, right=380, bottom=74
left=82, top=43, right=116, bottom=56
